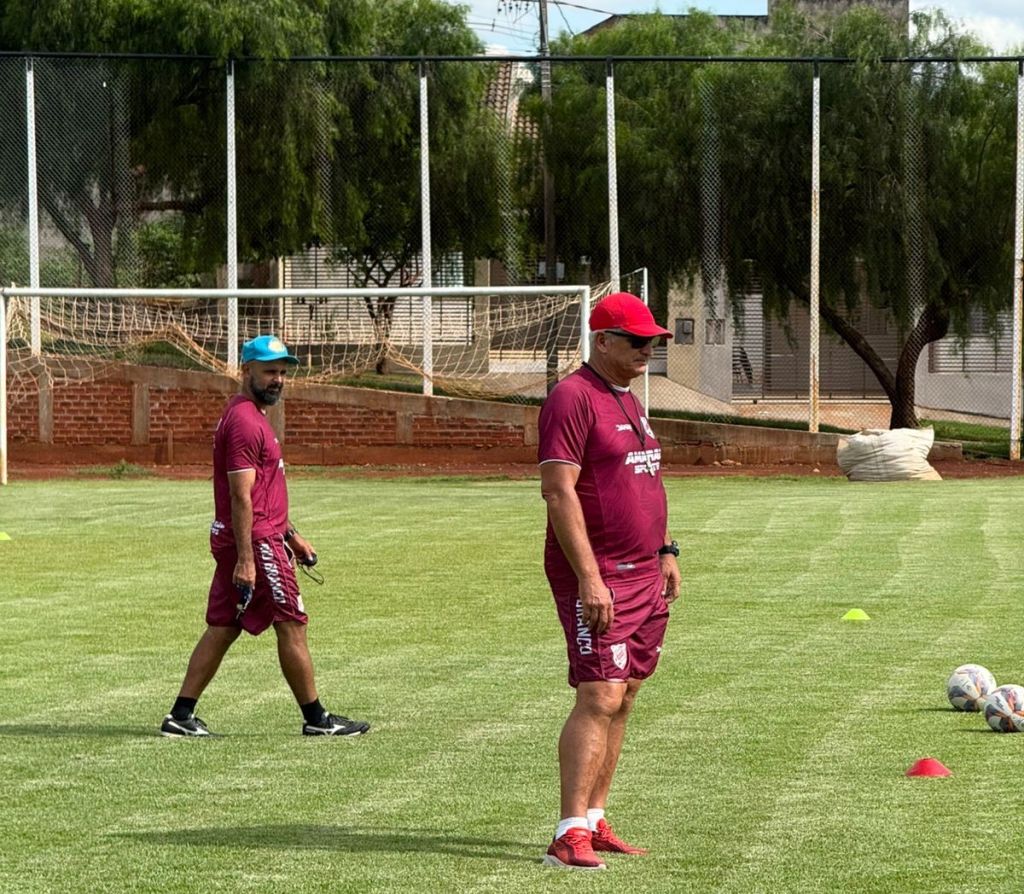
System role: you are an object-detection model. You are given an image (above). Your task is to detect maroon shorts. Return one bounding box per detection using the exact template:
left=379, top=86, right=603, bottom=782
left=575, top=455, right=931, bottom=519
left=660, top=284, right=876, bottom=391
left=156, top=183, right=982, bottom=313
left=207, top=536, right=308, bottom=635
left=551, top=570, right=670, bottom=688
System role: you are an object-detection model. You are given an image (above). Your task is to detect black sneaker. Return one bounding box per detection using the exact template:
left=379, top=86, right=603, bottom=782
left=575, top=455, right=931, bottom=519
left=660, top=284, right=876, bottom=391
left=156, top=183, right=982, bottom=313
left=301, top=712, right=370, bottom=737
left=160, top=713, right=212, bottom=737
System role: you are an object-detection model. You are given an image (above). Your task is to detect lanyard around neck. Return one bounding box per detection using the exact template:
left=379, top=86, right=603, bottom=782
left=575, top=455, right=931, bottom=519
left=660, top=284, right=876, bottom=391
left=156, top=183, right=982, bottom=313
left=583, top=362, right=646, bottom=448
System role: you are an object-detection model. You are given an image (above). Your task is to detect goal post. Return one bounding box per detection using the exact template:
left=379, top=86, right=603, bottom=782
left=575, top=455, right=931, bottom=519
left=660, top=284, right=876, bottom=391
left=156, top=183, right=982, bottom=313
left=0, top=283, right=595, bottom=483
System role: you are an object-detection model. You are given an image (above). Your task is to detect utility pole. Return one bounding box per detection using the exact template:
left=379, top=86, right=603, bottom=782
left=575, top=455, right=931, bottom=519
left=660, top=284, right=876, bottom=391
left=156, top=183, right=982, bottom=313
left=539, top=0, right=555, bottom=291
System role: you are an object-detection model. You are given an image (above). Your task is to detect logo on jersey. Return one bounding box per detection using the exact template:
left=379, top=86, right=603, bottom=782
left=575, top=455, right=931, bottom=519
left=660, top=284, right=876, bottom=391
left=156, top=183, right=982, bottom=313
left=616, top=423, right=633, bottom=432
left=611, top=642, right=628, bottom=670
left=641, top=416, right=655, bottom=439
left=625, top=447, right=661, bottom=476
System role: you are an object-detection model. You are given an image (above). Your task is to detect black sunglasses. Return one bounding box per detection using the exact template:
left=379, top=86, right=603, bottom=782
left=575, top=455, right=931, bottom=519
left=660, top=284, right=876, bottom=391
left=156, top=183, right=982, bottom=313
left=606, top=330, right=660, bottom=349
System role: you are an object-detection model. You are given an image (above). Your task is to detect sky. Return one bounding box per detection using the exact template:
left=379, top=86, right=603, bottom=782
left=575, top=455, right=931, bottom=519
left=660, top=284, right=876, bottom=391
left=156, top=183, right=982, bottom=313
left=460, top=0, right=1024, bottom=55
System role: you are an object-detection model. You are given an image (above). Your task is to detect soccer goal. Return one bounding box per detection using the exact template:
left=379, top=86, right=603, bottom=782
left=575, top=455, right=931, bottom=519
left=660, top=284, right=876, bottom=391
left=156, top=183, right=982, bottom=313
left=0, top=284, right=598, bottom=484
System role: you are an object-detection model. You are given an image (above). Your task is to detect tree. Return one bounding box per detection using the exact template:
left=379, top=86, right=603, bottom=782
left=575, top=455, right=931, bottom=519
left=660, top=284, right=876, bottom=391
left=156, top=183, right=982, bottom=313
left=525, top=12, right=738, bottom=322
left=538, top=4, right=1018, bottom=428
left=715, top=5, right=1017, bottom=428
left=0, top=0, right=375, bottom=285
left=323, top=0, right=504, bottom=372
left=0, top=0, right=506, bottom=378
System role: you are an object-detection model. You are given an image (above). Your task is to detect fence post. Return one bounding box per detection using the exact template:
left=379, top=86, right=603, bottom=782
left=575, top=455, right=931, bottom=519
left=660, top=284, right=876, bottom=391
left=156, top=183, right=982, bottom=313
left=808, top=61, right=821, bottom=434
left=1011, top=60, right=1024, bottom=461
left=25, top=58, right=41, bottom=356
left=1, top=292, right=7, bottom=485
left=606, top=59, right=620, bottom=292
left=226, top=59, right=239, bottom=374
left=419, top=60, right=433, bottom=397
left=581, top=286, right=591, bottom=364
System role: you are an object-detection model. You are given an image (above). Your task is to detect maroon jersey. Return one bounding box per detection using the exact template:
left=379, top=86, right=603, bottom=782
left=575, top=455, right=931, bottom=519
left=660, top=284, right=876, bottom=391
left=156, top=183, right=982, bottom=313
left=538, top=364, right=668, bottom=587
left=211, top=394, right=289, bottom=549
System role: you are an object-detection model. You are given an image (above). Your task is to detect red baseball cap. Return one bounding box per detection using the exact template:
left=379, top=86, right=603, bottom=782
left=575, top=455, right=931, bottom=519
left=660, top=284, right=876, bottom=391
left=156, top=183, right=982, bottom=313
left=589, top=292, right=672, bottom=338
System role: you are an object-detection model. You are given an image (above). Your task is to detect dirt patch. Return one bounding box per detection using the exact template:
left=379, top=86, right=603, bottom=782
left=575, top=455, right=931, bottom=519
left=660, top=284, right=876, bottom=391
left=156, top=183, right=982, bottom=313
left=7, top=456, right=1024, bottom=481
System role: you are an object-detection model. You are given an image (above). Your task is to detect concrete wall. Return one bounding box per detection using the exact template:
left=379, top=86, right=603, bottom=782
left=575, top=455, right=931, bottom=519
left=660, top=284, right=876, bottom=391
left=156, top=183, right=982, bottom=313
left=914, top=352, right=1011, bottom=422
left=665, top=275, right=733, bottom=403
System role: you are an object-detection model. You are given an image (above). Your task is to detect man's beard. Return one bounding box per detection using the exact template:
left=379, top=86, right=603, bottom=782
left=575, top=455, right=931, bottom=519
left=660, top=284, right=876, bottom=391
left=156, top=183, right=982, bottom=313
left=251, top=383, right=283, bottom=405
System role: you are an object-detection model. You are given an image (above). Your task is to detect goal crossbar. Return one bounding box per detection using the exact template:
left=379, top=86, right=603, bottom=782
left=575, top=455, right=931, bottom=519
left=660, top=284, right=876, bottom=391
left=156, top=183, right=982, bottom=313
left=0, top=284, right=593, bottom=481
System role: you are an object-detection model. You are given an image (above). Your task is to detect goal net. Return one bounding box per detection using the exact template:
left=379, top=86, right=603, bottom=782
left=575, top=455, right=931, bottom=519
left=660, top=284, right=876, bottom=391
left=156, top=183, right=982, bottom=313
left=2, top=284, right=599, bottom=411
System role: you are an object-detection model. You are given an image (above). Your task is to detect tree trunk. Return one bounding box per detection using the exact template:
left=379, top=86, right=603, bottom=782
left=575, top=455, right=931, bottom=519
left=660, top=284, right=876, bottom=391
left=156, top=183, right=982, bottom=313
left=81, top=192, right=116, bottom=288
left=889, top=298, right=950, bottom=429
left=369, top=294, right=396, bottom=375
left=788, top=279, right=951, bottom=430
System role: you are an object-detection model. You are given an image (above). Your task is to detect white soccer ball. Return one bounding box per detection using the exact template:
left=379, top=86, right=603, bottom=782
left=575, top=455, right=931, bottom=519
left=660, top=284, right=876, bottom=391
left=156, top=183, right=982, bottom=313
left=982, top=684, right=1024, bottom=733
left=946, top=663, right=997, bottom=712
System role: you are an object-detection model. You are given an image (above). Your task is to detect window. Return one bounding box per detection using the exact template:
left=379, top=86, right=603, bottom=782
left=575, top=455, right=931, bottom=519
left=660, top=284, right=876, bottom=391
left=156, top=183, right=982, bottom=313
left=675, top=317, right=694, bottom=345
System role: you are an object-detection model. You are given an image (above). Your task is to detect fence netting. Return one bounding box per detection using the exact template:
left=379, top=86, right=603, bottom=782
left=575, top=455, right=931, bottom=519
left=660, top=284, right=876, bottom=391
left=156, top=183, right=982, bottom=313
left=1, top=52, right=1023, bottom=445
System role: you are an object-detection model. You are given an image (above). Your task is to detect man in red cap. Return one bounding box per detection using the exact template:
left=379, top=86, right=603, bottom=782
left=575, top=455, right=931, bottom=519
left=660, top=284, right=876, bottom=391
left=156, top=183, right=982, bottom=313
left=538, top=292, right=681, bottom=870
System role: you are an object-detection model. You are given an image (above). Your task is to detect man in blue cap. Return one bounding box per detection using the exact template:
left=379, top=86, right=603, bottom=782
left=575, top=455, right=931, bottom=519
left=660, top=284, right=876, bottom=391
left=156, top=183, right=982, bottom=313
left=161, top=335, right=369, bottom=738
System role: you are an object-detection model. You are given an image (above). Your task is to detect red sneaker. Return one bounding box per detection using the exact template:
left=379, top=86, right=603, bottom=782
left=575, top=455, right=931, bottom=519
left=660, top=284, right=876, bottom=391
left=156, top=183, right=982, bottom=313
left=591, top=818, right=649, bottom=855
left=543, top=828, right=607, bottom=870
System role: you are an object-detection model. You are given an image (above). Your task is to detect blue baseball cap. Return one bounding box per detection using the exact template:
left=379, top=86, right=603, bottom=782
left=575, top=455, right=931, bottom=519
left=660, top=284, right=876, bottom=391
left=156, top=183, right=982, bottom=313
left=241, top=334, right=299, bottom=365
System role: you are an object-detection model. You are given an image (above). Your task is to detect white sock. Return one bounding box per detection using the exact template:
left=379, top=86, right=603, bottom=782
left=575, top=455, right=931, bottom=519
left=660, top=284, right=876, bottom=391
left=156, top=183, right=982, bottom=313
left=555, top=816, right=589, bottom=840
left=587, top=808, right=605, bottom=831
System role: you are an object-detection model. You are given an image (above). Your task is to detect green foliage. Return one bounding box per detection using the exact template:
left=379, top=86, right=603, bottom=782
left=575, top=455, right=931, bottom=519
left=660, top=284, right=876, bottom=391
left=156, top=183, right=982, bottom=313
left=135, top=218, right=204, bottom=287
left=924, top=418, right=1011, bottom=458
left=541, top=4, right=1016, bottom=426
left=73, top=458, right=154, bottom=478
left=0, top=0, right=502, bottom=300
left=528, top=12, right=739, bottom=318
left=326, top=1, right=500, bottom=287
left=0, top=222, right=81, bottom=285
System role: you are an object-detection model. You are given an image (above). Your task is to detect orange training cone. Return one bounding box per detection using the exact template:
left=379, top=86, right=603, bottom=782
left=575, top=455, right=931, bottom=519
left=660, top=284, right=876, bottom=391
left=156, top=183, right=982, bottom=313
left=906, top=757, right=951, bottom=778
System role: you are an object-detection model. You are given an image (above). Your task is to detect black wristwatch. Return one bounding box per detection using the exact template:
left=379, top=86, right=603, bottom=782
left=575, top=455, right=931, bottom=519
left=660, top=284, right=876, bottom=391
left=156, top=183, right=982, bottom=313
left=658, top=540, right=680, bottom=557
left=284, top=527, right=298, bottom=541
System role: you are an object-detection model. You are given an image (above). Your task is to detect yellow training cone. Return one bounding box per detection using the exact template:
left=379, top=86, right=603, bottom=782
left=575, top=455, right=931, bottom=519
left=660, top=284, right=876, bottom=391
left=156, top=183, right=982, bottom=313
left=842, top=608, right=870, bottom=621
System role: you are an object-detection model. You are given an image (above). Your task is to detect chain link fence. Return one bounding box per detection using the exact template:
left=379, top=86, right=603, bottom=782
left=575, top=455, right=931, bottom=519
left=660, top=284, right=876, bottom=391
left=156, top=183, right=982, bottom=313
left=2, top=51, right=1024, bottom=451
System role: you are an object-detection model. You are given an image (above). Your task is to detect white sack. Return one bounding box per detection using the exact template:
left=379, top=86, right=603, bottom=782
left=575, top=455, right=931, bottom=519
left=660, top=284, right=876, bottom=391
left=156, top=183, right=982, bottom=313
left=836, top=427, right=942, bottom=481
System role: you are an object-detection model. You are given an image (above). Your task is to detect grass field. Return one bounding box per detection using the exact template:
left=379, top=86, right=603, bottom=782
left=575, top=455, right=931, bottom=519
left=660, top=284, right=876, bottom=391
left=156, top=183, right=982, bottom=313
left=2, top=475, right=1024, bottom=893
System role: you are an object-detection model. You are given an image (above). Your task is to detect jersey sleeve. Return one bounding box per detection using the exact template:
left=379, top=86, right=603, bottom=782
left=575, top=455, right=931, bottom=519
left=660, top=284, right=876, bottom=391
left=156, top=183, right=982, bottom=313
left=538, top=383, right=591, bottom=467
left=223, top=407, right=263, bottom=472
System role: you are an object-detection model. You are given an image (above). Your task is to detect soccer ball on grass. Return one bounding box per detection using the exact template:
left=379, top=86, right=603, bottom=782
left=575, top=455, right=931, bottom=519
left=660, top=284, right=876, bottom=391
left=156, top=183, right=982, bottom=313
left=946, top=663, right=996, bottom=712
left=982, top=684, right=1024, bottom=733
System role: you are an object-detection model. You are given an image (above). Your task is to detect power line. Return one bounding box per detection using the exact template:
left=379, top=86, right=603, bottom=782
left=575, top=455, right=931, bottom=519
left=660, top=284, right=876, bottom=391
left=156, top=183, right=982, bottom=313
left=500, top=0, right=620, bottom=17
left=553, top=1, right=577, bottom=37
left=467, top=17, right=537, bottom=39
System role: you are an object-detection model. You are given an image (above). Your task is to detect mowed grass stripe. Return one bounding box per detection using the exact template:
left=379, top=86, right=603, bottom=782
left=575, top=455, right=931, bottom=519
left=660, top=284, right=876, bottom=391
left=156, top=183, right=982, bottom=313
left=699, top=482, right=1007, bottom=892
left=2, top=477, right=1024, bottom=893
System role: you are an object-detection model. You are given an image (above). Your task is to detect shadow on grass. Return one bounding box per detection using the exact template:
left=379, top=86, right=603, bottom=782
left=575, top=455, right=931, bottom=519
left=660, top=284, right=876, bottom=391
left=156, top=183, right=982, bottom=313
left=118, top=825, right=542, bottom=862
left=0, top=723, right=153, bottom=738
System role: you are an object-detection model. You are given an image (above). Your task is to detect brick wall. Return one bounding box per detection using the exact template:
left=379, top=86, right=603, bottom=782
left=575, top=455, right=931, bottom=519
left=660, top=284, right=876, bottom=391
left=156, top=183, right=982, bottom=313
left=7, top=375, right=38, bottom=442
left=50, top=382, right=133, bottom=446
left=7, top=363, right=865, bottom=467
left=411, top=414, right=524, bottom=447
left=7, top=365, right=543, bottom=464
left=284, top=402, right=398, bottom=446
left=148, top=388, right=228, bottom=444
